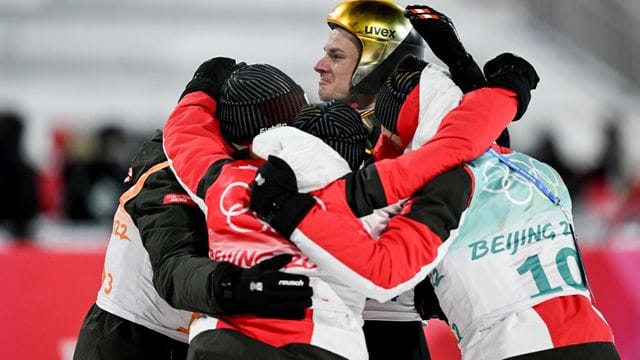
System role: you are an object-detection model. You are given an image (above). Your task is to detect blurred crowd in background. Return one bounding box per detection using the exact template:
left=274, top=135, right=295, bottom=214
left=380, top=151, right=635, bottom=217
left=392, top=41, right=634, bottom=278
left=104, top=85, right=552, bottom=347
left=1, top=107, right=638, bottom=246
left=0, top=110, right=144, bottom=240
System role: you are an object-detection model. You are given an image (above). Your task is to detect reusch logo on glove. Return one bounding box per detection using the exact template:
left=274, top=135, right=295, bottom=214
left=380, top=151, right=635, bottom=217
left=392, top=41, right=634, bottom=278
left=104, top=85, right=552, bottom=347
left=364, top=26, right=396, bottom=39
left=278, top=279, right=306, bottom=287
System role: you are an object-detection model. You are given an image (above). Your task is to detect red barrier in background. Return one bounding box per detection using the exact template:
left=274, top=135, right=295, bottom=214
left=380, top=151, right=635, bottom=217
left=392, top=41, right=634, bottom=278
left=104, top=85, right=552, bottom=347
left=0, top=244, right=105, bottom=360
left=580, top=248, right=640, bottom=360
left=0, top=243, right=638, bottom=360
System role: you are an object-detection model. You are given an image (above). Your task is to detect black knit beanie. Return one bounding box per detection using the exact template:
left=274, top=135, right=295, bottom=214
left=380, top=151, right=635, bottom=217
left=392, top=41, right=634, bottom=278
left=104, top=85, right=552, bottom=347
left=217, top=63, right=308, bottom=144
left=374, top=55, right=427, bottom=134
left=294, top=101, right=368, bottom=170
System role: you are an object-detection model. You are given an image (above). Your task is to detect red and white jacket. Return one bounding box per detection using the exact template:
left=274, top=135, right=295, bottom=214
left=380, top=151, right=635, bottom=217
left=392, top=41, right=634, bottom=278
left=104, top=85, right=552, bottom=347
left=164, top=92, right=370, bottom=359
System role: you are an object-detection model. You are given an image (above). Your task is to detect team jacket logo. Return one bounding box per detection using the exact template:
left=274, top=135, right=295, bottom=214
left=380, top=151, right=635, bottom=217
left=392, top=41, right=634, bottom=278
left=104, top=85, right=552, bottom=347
left=364, top=26, right=396, bottom=39
left=163, top=193, right=196, bottom=206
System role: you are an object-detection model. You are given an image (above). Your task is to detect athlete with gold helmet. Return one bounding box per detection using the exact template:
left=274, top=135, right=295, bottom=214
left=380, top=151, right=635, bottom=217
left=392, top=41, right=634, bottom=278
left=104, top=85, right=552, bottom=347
left=313, top=2, right=486, bottom=360
left=315, top=0, right=425, bottom=109
left=314, top=0, right=490, bottom=153
left=251, top=3, right=618, bottom=360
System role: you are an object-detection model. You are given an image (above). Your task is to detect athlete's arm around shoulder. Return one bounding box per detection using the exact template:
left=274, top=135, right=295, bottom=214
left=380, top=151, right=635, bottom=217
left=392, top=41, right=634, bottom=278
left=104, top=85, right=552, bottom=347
left=163, top=58, right=238, bottom=201
left=342, top=85, right=517, bottom=219
left=290, top=166, right=473, bottom=302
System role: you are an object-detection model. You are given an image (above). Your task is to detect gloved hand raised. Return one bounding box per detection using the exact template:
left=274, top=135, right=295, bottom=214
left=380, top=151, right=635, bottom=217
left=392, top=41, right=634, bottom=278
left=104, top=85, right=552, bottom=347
left=179, top=57, right=241, bottom=101
left=404, top=5, right=484, bottom=92
left=214, top=254, right=313, bottom=319
left=250, top=156, right=316, bottom=238
left=484, top=53, right=540, bottom=120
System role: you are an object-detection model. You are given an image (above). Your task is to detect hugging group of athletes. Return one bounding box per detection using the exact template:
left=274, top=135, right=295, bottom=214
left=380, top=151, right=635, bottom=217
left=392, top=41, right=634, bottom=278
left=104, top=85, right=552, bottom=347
left=73, top=1, right=620, bottom=360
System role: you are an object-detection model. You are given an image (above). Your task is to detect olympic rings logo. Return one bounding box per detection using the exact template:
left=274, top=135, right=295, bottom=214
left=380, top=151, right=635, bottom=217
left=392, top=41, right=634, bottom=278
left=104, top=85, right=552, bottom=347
left=481, top=157, right=561, bottom=206
left=218, top=167, right=274, bottom=234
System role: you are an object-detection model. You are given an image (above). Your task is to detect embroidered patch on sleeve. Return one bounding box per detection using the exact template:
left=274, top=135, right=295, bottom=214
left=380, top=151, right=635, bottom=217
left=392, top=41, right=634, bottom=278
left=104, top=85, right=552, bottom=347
left=163, top=193, right=196, bottom=206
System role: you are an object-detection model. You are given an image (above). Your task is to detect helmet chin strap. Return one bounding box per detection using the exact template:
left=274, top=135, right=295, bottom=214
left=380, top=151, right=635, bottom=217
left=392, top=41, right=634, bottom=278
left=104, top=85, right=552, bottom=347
left=348, top=88, right=376, bottom=111
left=345, top=30, right=378, bottom=110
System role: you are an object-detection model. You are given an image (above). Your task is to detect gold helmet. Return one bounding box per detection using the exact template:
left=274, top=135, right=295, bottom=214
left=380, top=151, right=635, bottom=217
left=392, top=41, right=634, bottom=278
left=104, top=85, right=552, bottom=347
left=327, top=0, right=425, bottom=96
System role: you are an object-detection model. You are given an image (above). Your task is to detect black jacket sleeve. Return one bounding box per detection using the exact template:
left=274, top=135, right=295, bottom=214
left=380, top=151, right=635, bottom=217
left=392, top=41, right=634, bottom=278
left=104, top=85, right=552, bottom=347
left=124, top=158, right=229, bottom=315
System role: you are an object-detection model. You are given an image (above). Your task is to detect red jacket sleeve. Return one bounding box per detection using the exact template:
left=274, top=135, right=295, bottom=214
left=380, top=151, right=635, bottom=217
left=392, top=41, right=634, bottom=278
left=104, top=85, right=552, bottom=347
left=163, top=91, right=235, bottom=200
left=374, top=86, right=516, bottom=206
left=281, top=87, right=516, bottom=302
left=290, top=167, right=472, bottom=302
left=292, top=207, right=443, bottom=302
left=342, top=86, right=517, bottom=218
left=371, top=130, right=403, bottom=161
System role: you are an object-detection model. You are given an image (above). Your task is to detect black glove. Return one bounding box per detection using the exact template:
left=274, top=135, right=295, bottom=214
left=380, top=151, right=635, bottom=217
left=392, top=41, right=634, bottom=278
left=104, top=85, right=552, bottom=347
left=414, top=278, right=448, bottom=322
left=180, top=57, right=240, bottom=101
left=404, top=5, right=485, bottom=93
left=484, top=53, right=540, bottom=121
left=215, top=254, right=313, bottom=319
left=250, top=156, right=316, bottom=238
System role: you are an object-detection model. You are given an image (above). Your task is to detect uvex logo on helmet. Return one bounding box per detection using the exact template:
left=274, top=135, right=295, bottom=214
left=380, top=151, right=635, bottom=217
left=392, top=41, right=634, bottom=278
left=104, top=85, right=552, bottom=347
left=364, top=26, right=396, bottom=39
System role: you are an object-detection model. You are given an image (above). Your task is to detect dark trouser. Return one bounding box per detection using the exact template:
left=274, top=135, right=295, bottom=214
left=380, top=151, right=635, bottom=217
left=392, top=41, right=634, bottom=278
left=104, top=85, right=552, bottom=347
left=73, top=304, right=188, bottom=360
left=504, top=342, right=621, bottom=360
left=363, top=320, right=431, bottom=360
left=188, top=329, right=348, bottom=360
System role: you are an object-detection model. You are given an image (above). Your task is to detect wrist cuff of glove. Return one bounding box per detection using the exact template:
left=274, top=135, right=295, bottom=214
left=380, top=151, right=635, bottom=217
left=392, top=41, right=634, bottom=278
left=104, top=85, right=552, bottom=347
left=180, top=78, right=219, bottom=102
left=449, top=55, right=486, bottom=93
left=270, top=193, right=316, bottom=238
left=211, top=262, right=243, bottom=314
left=486, top=77, right=530, bottom=121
